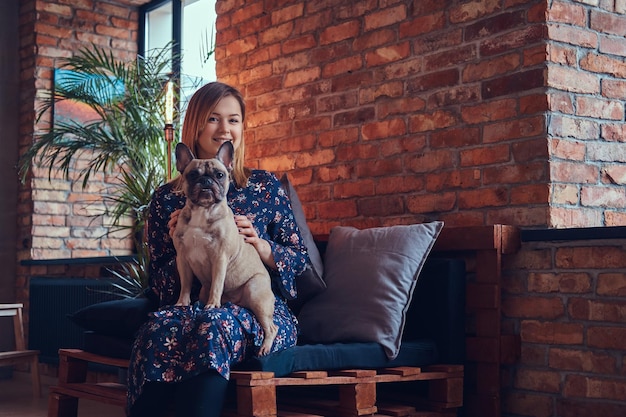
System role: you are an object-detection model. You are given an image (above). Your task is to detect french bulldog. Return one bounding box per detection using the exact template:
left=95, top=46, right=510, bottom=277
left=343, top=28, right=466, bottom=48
left=172, top=141, right=278, bottom=356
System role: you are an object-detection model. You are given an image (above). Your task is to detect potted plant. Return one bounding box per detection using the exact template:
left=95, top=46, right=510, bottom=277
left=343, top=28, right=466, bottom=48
left=19, top=44, right=179, bottom=293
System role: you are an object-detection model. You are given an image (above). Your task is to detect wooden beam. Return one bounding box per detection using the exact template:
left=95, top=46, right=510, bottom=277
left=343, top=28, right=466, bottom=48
left=433, top=224, right=520, bottom=253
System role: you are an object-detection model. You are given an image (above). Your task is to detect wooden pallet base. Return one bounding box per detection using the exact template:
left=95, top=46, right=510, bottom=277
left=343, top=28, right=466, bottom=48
left=48, top=349, right=463, bottom=417
left=230, top=366, right=463, bottom=417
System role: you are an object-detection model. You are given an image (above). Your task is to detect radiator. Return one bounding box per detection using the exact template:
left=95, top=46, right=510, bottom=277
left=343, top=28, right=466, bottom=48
left=29, top=277, right=117, bottom=364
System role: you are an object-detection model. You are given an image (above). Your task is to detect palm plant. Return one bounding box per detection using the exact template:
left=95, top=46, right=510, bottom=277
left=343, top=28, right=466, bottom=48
left=106, top=238, right=151, bottom=296
left=20, top=44, right=179, bottom=292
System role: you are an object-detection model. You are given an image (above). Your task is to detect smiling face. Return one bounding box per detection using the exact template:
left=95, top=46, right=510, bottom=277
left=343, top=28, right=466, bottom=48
left=195, top=95, right=243, bottom=160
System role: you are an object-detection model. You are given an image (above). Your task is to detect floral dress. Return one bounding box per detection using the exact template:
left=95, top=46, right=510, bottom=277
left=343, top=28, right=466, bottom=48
left=127, top=170, right=309, bottom=410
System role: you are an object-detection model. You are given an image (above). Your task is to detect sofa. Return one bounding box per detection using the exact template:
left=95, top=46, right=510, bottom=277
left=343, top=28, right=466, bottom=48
left=48, top=223, right=521, bottom=417
left=52, top=220, right=467, bottom=417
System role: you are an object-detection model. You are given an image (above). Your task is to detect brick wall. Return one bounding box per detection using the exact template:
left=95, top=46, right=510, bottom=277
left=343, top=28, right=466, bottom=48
left=216, top=0, right=626, bottom=233
left=15, top=0, right=145, bottom=314
left=17, top=0, right=625, bottom=259
left=17, top=0, right=143, bottom=271
left=216, top=0, right=552, bottom=232
left=211, top=2, right=626, bottom=416
left=12, top=0, right=626, bottom=415
left=502, top=237, right=626, bottom=417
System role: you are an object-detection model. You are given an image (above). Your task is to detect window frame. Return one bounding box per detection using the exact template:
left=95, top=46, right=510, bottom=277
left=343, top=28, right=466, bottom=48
left=139, top=0, right=182, bottom=78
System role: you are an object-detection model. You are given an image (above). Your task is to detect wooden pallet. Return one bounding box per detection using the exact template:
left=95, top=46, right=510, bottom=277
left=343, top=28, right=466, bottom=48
left=48, top=349, right=463, bottom=417
left=229, top=366, right=463, bottom=417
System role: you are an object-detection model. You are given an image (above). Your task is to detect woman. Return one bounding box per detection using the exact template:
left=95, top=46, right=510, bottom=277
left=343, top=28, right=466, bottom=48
left=128, top=82, right=309, bottom=417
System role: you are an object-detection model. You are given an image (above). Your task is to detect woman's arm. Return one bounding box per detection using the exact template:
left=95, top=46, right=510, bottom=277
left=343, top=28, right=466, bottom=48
left=235, top=172, right=309, bottom=300
left=146, top=184, right=186, bottom=306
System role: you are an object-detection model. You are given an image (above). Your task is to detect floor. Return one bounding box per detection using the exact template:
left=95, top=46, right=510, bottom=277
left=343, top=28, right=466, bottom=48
left=0, top=371, right=125, bottom=417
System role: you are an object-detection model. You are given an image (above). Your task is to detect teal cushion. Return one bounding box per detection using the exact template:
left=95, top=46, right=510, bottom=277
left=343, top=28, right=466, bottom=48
left=237, top=340, right=438, bottom=377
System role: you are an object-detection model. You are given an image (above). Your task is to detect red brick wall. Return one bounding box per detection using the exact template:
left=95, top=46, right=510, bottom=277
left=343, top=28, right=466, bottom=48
left=13, top=0, right=626, bottom=415
left=16, top=0, right=144, bottom=302
left=18, top=0, right=625, bottom=260
left=17, top=0, right=141, bottom=265
left=503, top=239, right=626, bottom=417
left=211, top=2, right=626, bottom=416
left=216, top=0, right=554, bottom=233
left=216, top=0, right=626, bottom=234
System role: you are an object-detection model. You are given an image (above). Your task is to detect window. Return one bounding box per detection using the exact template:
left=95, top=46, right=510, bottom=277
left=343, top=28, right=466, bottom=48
left=181, top=0, right=216, bottom=86
left=140, top=0, right=216, bottom=108
left=142, top=0, right=173, bottom=58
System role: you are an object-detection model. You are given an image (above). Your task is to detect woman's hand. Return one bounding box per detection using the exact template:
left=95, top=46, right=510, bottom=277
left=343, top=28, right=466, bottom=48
left=234, top=215, right=276, bottom=269
left=168, top=209, right=181, bottom=238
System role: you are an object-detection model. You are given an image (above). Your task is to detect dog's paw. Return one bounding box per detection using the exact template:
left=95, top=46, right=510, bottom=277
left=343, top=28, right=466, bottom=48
left=175, top=297, right=191, bottom=307
left=204, top=298, right=221, bottom=309
left=257, top=339, right=274, bottom=356
left=257, top=324, right=278, bottom=356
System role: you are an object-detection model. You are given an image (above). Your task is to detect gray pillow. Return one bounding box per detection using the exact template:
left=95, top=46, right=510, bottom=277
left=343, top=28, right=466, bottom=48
left=297, top=222, right=444, bottom=359
left=279, top=174, right=326, bottom=304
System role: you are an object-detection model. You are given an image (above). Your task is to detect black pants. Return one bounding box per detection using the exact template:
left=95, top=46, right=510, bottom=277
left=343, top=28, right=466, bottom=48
left=129, top=370, right=229, bottom=417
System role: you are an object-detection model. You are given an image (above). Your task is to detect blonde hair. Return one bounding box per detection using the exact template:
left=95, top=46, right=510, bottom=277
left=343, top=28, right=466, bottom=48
left=174, top=82, right=249, bottom=189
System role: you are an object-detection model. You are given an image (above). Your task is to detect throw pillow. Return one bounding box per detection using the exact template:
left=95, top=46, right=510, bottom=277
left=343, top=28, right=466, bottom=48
left=297, top=221, right=444, bottom=359
left=68, top=296, right=156, bottom=339
left=279, top=173, right=326, bottom=304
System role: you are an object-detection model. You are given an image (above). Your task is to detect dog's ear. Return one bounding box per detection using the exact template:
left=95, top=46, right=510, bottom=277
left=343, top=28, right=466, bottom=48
left=216, top=141, right=234, bottom=172
left=175, top=143, right=195, bottom=173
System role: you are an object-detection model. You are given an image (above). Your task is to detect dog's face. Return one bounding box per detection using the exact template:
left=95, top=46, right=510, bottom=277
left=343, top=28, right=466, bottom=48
left=176, top=142, right=234, bottom=207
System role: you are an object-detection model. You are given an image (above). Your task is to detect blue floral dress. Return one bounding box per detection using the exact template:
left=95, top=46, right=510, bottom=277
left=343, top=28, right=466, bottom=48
left=127, top=170, right=308, bottom=410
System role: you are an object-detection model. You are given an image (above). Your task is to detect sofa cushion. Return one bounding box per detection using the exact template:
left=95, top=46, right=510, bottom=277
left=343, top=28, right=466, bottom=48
left=83, top=331, right=135, bottom=359
left=68, top=296, right=156, bottom=339
left=79, top=256, right=465, bottom=373
left=279, top=173, right=326, bottom=306
left=237, top=340, right=438, bottom=377
left=297, top=222, right=443, bottom=360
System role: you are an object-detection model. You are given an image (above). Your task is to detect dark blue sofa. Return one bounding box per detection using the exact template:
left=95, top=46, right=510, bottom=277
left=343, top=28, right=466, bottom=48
left=73, top=256, right=465, bottom=375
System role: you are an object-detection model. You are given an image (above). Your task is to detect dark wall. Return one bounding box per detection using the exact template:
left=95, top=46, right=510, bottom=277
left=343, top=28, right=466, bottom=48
left=0, top=0, right=20, bottom=367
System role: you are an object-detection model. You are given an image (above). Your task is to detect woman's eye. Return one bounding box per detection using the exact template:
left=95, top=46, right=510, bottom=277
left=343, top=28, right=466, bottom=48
left=208, top=116, right=219, bottom=122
